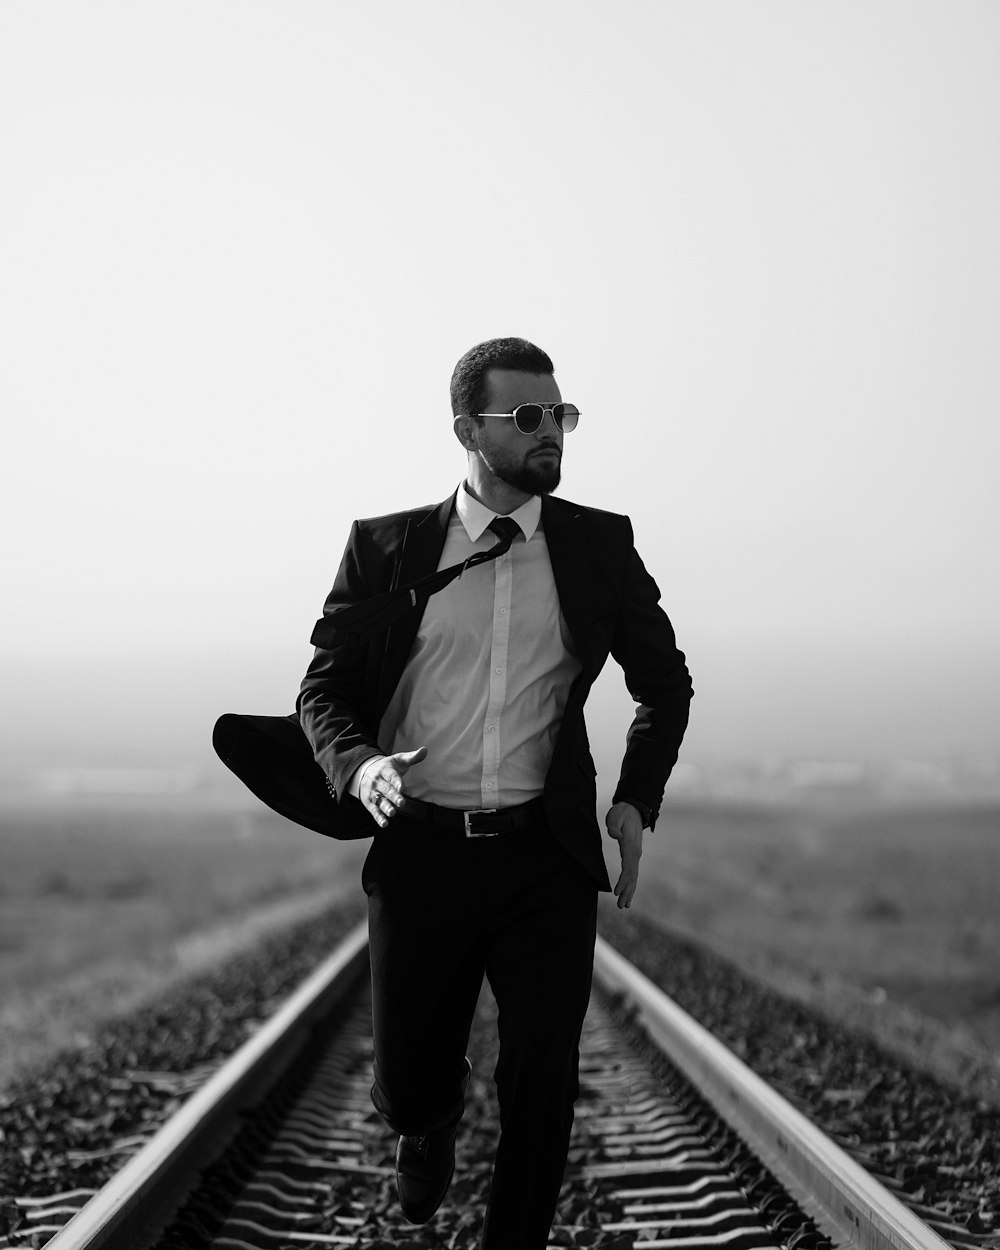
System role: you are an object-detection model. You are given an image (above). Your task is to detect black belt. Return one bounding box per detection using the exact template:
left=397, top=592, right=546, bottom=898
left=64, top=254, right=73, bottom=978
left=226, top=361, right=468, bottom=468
left=396, top=796, right=544, bottom=838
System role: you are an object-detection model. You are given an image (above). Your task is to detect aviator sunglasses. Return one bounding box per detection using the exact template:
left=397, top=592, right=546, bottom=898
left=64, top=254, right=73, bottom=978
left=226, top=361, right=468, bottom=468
left=475, top=402, right=580, bottom=434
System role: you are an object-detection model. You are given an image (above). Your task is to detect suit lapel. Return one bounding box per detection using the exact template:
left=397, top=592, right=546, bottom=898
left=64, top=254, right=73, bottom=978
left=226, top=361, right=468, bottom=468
left=375, top=492, right=455, bottom=721
left=542, top=496, right=593, bottom=663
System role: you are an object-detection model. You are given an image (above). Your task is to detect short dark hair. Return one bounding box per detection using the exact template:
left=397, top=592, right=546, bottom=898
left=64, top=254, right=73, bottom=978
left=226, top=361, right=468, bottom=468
left=450, top=337, right=555, bottom=417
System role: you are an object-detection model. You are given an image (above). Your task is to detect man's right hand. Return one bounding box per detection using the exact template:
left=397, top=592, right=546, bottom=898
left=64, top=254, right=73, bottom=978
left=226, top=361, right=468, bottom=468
left=360, top=748, right=428, bottom=828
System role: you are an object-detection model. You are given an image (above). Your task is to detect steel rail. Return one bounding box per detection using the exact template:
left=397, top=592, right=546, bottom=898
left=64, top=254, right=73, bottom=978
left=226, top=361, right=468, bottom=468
left=41, top=920, right=370, bottom=1250
left=592, top=935, right=953, bottom=1250
left=27, top=924, right=958, bottom=1250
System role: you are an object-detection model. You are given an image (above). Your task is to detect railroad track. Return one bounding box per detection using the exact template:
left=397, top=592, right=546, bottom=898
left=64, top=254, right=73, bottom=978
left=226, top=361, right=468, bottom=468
left=5, top=921, right=976, bottom=1250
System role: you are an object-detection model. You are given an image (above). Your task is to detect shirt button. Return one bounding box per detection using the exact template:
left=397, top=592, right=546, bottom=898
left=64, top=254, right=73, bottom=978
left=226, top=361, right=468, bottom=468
left=495, top=666, right=503, bottom=674
left=485, top=781, right=495, bottom=790
left=486, top=724, right=495, bottom=733
left=498, top=607, right=507, bottom=615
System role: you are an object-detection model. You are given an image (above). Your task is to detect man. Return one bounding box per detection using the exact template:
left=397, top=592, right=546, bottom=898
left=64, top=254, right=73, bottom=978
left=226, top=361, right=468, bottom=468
left=297, top=337, right=692, bottom=1249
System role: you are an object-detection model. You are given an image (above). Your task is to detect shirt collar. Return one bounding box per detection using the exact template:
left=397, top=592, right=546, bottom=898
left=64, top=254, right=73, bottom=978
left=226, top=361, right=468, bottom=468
left=455, top=482, right=542, bottom=543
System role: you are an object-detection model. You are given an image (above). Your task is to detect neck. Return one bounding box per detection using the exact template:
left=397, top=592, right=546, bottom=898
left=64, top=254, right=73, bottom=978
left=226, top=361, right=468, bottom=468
left=464, top=457, right=533, bottom=516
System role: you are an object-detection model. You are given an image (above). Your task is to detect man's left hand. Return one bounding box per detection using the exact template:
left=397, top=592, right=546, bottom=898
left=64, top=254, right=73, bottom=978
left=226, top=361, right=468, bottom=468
left=606, top=801, right=644, bottom=909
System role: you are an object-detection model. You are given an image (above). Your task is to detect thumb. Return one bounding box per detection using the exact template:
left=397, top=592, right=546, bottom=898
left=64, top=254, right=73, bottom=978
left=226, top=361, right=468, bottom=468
left=393, top=746, right=428, bottom=771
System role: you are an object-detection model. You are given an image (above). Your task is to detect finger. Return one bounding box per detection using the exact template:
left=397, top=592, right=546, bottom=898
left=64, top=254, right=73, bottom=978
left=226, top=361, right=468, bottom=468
left=364, top=776, right=390, bottom=818
left=369, top=793, right=389, bottom=829
left=376, top=773, right=406, bottom=809
left=614, top=871, right=636, bottom=908
left=368, top=785, right=387, bottom=820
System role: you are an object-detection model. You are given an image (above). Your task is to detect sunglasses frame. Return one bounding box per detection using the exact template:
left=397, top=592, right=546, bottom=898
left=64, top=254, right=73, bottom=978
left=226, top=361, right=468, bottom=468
left=475, top=403, right=580, bottom=434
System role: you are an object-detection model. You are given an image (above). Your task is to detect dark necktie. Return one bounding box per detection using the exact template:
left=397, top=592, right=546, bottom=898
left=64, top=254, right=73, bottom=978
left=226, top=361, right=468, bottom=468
left=310, top=516, right=522, bottom=648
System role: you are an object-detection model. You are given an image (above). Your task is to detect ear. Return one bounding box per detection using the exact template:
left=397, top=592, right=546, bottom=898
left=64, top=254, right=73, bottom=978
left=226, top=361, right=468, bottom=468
left=452, top=414, right=478, bottom=453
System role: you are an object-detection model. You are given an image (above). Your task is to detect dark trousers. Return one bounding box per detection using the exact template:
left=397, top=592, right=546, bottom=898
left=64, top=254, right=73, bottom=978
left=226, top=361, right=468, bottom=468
left=362, top=813, right=599, bottom=1250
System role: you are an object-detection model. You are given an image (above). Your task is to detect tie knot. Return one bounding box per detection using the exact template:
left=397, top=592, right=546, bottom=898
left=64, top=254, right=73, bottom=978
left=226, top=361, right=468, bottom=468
left=488, top=516, right=521, bottom=545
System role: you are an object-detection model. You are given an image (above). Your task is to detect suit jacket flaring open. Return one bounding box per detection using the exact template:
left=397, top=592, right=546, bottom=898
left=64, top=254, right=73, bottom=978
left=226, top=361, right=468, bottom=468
left=296, top=491, right=693, bottom=891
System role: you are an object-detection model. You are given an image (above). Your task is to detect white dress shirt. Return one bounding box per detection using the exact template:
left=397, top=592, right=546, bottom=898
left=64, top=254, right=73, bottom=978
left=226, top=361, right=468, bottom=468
left=350, top=483, right=582, bottom=809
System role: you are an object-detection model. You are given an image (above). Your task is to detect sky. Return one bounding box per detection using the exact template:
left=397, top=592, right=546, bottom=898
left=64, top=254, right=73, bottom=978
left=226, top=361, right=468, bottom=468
left=2, top=0, right=998, bottom=787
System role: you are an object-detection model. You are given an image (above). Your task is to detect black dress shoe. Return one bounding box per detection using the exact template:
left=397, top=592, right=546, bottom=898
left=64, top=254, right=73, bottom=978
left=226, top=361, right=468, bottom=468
left=395, top=1059, right=472, bottom=1224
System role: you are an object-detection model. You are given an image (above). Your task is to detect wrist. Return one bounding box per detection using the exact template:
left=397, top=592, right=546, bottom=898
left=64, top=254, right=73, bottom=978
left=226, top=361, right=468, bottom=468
left=616, top=797, right=653, bottom=828
left=362, top=755, right=384, bottom=778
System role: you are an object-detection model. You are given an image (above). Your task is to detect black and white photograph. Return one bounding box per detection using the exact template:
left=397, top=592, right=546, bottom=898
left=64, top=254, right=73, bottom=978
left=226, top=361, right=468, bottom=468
left=1, top=3, right=998, bottom=1247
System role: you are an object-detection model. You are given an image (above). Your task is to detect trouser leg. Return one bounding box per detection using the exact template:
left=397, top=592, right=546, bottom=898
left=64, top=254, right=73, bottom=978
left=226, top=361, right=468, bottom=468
left=364, top=825, right=484, bottom=1135
left=480, top=849, right=598, bottom=1250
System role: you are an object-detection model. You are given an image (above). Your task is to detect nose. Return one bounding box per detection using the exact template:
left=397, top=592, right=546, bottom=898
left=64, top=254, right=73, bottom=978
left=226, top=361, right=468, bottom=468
left=537, top=407, right=563, bottom=437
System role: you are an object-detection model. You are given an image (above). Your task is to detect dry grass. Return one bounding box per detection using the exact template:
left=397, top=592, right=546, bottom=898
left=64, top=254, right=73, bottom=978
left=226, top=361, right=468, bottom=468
left=622, top=793, right=1000, bottom=1101
left=0, top=797, right=366, bottom=1089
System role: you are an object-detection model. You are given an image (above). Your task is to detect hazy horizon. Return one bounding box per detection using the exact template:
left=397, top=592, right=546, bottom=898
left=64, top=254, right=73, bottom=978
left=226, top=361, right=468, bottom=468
left=2, top=645, right=996, bottom=787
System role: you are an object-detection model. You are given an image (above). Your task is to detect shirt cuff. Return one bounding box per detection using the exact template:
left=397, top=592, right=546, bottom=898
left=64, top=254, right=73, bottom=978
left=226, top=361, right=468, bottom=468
left=347, top=754, right=386, bottom=799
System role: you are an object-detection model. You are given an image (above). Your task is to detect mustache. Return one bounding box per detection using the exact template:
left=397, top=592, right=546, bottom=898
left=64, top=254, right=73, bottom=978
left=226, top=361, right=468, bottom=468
left=532, top=443, right=561, bottom=455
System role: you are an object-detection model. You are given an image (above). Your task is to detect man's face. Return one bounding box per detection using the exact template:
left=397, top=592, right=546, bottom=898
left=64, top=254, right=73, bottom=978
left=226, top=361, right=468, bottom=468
left=473, top=369, right=564, bottom=496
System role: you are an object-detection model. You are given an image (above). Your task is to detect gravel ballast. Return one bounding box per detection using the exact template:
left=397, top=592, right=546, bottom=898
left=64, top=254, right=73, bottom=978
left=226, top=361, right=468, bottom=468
left=599, top=904, right=999, bottom=1244
left=0, top=899, right=366, bottom=1239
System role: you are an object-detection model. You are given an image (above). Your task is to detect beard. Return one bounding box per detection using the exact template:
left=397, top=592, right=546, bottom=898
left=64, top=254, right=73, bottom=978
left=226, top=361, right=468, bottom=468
left=479, top=446, right=561, bottom=495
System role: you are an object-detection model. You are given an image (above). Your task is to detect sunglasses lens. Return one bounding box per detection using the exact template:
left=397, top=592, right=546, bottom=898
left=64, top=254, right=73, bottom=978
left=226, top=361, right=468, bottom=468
left=555, top=404, right=579, bottom=432
left=508, top=404, right=580, bottom=432
left=512, top=404, right=544, bottom=433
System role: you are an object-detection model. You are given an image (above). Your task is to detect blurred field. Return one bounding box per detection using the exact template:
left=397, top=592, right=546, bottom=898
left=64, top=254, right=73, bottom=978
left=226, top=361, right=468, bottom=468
left=0, top=796, right=366, bottom=1089
left=627, top=792, right=1000, bottom=1095
left=2, top=789, right=998, bottom=1096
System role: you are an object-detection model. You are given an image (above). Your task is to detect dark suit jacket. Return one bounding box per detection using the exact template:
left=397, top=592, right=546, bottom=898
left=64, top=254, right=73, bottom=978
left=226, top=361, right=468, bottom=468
left=296, top=490, right=693, bottom=891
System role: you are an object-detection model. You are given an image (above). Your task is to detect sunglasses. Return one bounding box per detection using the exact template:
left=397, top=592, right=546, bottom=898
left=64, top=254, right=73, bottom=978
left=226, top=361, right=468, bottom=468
left=476, top=402, right=580, bottom=434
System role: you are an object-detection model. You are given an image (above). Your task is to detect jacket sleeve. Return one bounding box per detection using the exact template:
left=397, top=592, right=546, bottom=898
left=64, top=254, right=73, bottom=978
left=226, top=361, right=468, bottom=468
left=296, top=521, right=384, bottom=802
left=608, top=525, right=693, bottom=829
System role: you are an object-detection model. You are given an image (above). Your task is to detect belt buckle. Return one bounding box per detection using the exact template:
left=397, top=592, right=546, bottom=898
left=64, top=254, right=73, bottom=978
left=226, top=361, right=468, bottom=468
left=464, top=808, right=499, bottom=838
